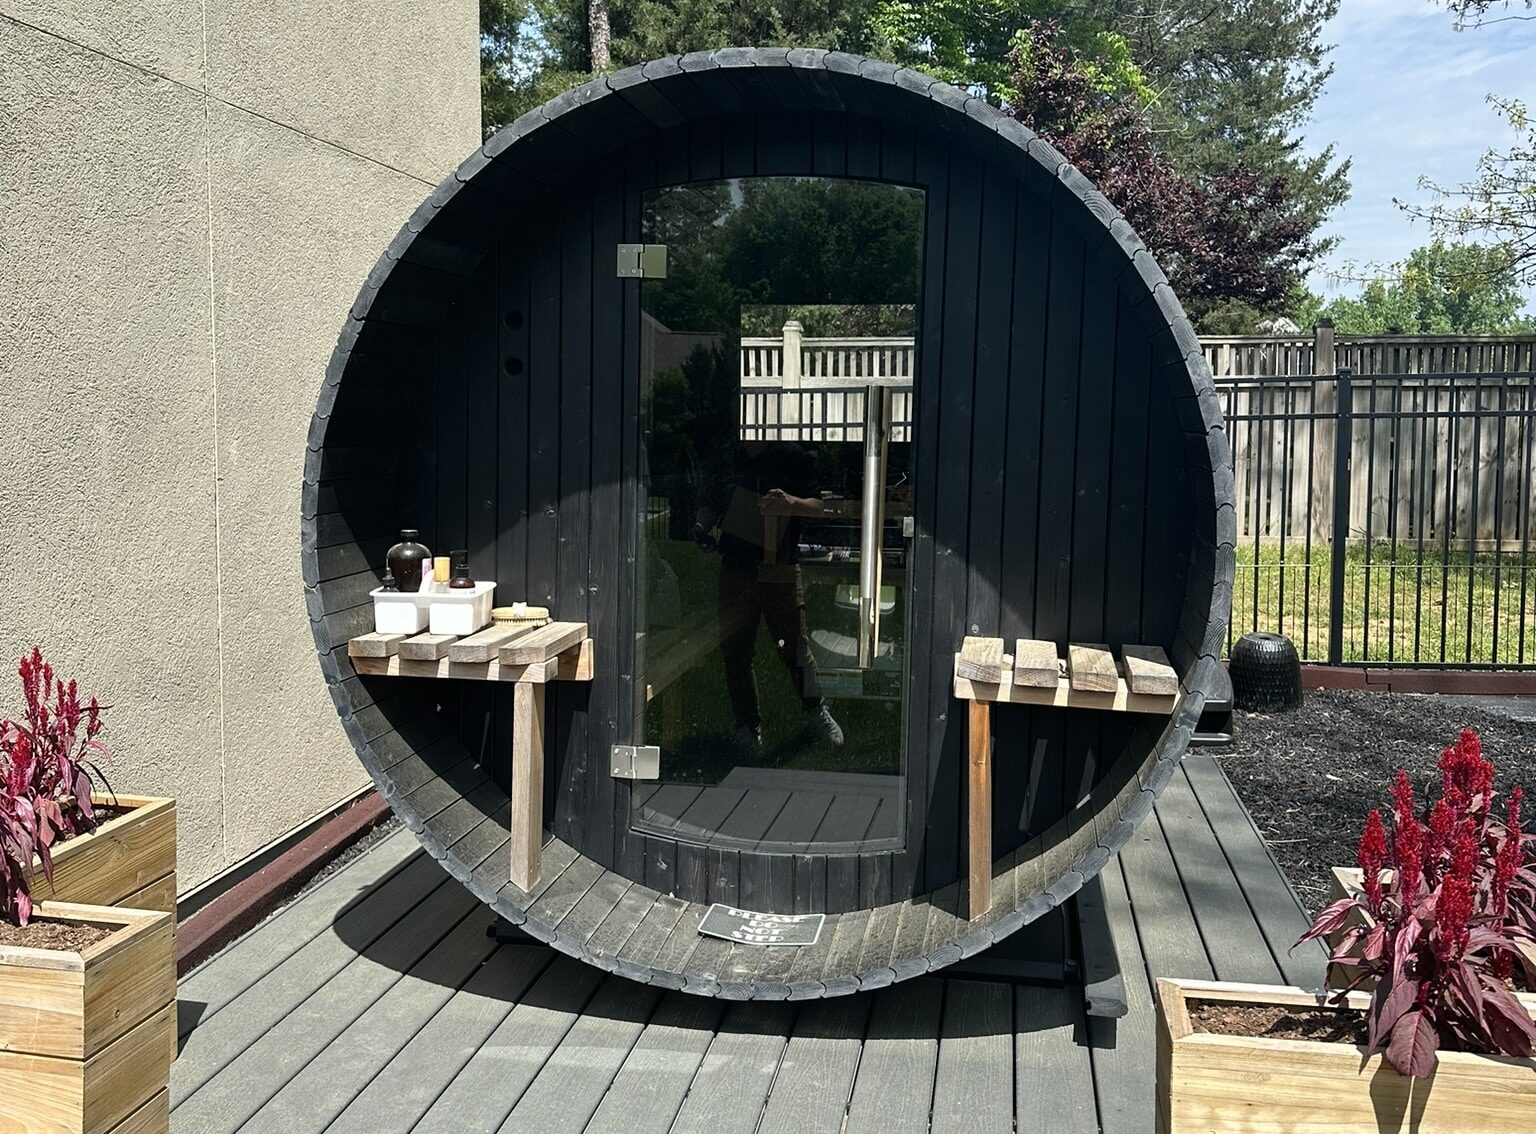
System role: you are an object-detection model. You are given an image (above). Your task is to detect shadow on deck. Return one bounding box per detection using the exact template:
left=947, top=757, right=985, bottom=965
left=170, top=753, right=1325, bottom=1134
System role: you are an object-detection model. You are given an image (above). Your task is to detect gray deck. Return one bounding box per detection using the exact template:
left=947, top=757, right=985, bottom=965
left=172, top=753, right=1325, bottom=1133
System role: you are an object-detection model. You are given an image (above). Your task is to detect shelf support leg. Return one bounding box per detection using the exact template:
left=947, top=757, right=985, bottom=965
left=967, top=697, right=992, bottom=920
left=511, top=680, right=545, bottom=891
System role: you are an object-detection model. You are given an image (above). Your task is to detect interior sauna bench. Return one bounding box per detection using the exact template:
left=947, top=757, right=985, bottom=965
left=308, top=48, right=1234, bottom=998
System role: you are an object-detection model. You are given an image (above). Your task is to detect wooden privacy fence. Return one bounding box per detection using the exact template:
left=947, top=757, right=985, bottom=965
left=743, top=324, right=1536, bottom=385
left=737, top=324, right=1536, bottom=667
left=1221, top=371, right=1536, bottom=547
left=1221, top=369, right=1536, bottom=668
left=1202, top=326, right=1536, bottom=378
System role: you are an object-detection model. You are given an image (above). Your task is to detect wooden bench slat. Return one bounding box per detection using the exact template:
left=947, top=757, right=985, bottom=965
left=502, top=621, right=588, bottom=665
left=955, top=636, right=1008, bottom=684
left=449, top=623, right=537, bottom=664
left=1012, top=639, right=1059, bottom=688
left=953, top=673, right=1176, bottom=715
left=398, top=633, right=458, bottom=661
left=347, top=633, right=407, bottom=658
left=1067, top=644, right=1118, bottom=693
left=1120, top=645, right=1178, bottom=696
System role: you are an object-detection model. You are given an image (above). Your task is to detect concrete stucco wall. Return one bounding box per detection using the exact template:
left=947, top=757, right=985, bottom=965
left=0, top=2, right=480, bottom=889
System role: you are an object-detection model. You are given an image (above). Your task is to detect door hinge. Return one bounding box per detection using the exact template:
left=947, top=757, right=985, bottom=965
left=616, top=244, right=668, bottom=279
left=611, top=744, right=661, bottom=780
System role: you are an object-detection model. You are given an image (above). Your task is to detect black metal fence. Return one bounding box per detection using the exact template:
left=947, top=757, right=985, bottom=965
left=1219, top=369, right=1536, bottom=669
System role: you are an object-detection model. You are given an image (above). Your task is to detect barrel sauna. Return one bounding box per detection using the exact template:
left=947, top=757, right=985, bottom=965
left=304, top=49, right=1235, bottom=998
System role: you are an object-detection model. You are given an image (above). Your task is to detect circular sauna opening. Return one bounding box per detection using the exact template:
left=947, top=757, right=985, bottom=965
left=304, top=49, right=1233, bottom=998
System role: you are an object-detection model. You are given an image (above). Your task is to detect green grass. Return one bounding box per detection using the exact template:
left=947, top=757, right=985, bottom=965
left=1232, top=541, right=1536, bottom=666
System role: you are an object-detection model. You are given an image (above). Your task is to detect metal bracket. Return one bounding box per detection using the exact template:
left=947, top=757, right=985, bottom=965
left=611, top=744, right=661, bottom=780
left=616, top=244, right=668, bottom=279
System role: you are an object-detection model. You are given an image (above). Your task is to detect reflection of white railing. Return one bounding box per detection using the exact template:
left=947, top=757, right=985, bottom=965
left=741, top=321, right=916, bottom=389
left=739, top=388, right=913, bottom=443
left=741, top=322, right=915, bottom=441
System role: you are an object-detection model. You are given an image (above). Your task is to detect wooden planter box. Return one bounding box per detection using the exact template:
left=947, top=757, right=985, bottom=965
left=1156, top=977, right=1536, bottom=1133
left=1326, top=865, right=1386, bottom=989
left=40, top=796, right=175, bottom=914
left=0, top=903, right=174, bottom=1134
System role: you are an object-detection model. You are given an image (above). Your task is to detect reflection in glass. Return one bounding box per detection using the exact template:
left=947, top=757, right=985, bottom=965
left=635, top=177, right=923, bottom=854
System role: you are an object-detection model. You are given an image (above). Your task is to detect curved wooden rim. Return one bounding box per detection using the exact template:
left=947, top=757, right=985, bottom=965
left=302, top=48, right=1234, bottom=997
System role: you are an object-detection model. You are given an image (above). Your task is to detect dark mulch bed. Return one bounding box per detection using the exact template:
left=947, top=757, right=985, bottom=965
left=1211, top=689, right=1536, bottom=916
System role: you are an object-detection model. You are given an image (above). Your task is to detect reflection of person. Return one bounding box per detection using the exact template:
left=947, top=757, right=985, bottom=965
left=699, top=440, right=844, bottom=756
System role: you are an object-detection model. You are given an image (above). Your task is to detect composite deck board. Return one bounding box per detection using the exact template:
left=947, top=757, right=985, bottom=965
left=582, top=993, right=723, bottom=1134
left=1182, top=753, right=1327, bottom=986
left=175, top=827, right=418, bottom=1038
left=171, top=756, right=1321, bottom=1134
left=1086, top=855, right=1157, bottom=1134
left=172, top=851, right=456, bottom=1100
left=416, top=957, right=606, bottom=1131
left=1155, top=763, right=1283, bottom=985
left=669, top=1001, right=794, bottom=1134
left=171, top=892, right=480, bottom=1132
left=1015, top=983, right=1098, bottom=1133
left=931, top=980, right=1013, bottom=1134
left=240, top=911, right=500, bottom=1132
left=757, top=997, right=870, bottom=1134
left=1121, top=795, right=1215, bottom=982
left=325, top=945, right=551, bottom=1133
left=843, top=978, right=944, bottom=1134
left=501, top=979, right=662, bottom=1133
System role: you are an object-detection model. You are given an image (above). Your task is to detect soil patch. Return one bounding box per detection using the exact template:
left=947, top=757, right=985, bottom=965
left=1190, top=998, right=1366, bottom=1044
left=0, top=919, right=113, bottom=951
left=1210, top=690, right=1536, bottom=916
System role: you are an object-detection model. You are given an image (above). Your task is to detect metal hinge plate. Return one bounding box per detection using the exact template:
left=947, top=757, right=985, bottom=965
left=616, top=244, right=668, bottom=279
left=611, top=744, right=661, bottom=780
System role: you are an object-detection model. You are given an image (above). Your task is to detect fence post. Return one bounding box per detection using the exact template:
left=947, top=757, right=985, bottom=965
left=780, top=319, right=803, bottom=439
left=1328, top=367, right=1354, bottom=666
left=1313, top=318, right=1335, bottom=377
left=1311, top=320, right=1338, bottom=542
left=781, top=320, right=803, bottom=387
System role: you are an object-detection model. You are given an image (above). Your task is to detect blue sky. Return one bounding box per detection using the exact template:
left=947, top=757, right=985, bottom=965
left=1308, top=0, right=1536, bottom=301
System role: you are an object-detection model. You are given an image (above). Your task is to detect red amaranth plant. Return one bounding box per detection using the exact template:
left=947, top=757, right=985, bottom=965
left=1300, top=729, right=1536, bottom=1078
left=0, top=648, right=111, bottom=925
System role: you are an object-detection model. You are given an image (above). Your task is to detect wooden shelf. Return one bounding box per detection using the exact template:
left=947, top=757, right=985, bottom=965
left=347, top=622, right=593, bottom=684
left=952, top=639, right=1177, bottom=716
left=350, top=640, right=593, bottom=684
left=953, top=638, right=1179, bottom=921
left=346, top=620, right=594, bottom=895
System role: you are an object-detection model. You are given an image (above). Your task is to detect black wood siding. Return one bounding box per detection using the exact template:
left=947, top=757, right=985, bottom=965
left=391, top=109, right=1195, bottom=914
left=305, top=51, right=1230, bottom=925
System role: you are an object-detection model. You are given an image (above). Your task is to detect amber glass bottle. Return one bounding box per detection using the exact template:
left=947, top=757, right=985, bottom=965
left=449, top=549, right=475, bottom=589
left=386, top=530, right=431, bottom=593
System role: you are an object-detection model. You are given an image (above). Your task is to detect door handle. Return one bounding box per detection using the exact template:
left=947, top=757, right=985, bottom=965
left=858, top=384, right=892, bottom=668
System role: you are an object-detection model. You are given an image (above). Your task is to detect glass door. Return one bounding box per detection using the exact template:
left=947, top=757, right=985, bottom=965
left=630, top=176, right=924, bottom=854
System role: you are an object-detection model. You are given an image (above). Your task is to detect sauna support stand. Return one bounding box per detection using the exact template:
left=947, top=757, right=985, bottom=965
left=949, top=877, right=1128, bottom=1019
